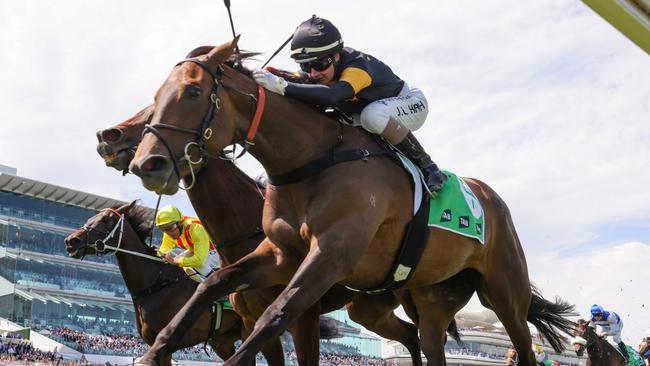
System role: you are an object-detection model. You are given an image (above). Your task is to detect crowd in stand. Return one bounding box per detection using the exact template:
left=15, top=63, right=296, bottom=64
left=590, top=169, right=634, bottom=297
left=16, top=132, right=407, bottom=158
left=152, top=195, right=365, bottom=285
left=286, top=351, right=399, bottom=366
left=46, top=326, right=402, bottom=364
left=50, top=327, right=212, bottom=360
left=14, top=266, right=127, bottom=297
left=446, top=347, right=503, bottom=360
left=0, top=337, right=75, bottom=365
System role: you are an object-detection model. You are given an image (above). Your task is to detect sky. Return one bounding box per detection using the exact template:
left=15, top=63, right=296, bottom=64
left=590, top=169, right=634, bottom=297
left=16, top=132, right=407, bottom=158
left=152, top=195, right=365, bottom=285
left=1, top=0, right=649, bottom=349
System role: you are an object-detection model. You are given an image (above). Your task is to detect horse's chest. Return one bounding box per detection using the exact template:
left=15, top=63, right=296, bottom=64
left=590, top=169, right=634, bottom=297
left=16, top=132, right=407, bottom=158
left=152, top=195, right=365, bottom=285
left=265, top=216, right=307, bottom=250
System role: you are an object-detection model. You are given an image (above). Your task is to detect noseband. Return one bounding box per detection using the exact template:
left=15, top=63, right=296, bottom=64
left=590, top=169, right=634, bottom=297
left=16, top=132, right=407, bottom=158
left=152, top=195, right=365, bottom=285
left=82, top=208, right=126, bottom=255
left=142, top=58, right=266, bottom=191
left=80, top=209, right=163, bottom=262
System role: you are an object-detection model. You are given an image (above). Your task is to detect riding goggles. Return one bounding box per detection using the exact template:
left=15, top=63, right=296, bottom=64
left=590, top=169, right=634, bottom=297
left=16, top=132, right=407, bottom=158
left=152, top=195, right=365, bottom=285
left=159, top=222, right=178, bottom=232
left=299, top=56, right=334, bottom=72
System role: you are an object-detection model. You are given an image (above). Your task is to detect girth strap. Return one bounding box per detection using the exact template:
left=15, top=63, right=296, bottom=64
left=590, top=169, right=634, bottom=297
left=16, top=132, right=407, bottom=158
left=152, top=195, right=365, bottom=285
left=203, top=299, right=226, bottom=356
left=267, top=148, right=387, bottom=186
left=355, top=179, right=431, bottom=294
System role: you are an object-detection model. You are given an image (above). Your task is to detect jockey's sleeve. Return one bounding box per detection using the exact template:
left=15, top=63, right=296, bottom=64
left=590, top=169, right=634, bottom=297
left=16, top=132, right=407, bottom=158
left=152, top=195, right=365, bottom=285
left=157, top=233, right=176, bottom=256
left=284, top=81, right=355, bottom=106
left=176, top=224, right=210, bottom=268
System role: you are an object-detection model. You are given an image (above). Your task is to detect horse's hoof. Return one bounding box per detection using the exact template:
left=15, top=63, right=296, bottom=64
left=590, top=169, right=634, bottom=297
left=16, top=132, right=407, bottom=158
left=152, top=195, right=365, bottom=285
left=134, top=356, right=158, bottom=366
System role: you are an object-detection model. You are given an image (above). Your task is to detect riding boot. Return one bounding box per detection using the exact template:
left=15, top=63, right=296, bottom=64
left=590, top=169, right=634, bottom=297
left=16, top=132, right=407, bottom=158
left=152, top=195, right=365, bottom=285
left=395, top=132, right=448, bottom=194
left=618, top=342, right=629, bottom=363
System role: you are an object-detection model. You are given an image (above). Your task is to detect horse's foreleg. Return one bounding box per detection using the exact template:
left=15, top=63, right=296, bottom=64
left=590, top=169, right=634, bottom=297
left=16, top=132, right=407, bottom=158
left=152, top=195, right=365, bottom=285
left=287, top=302, right=321, bottom=366
left=135, top=241, right=293, bottom=366
left=222, top=235, right=356, bottom=366
left=346, top=293, right=423, bottom=366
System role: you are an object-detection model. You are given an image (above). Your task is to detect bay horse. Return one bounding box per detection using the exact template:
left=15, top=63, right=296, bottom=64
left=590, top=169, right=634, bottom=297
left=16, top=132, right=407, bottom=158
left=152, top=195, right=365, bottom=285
left=63, top=202, right=243, bottom=363
left=573, top=319, right=627, bottom=366
left=95, top=101, right=458, bottom=366
left=127, top=38, right=575, bottom=366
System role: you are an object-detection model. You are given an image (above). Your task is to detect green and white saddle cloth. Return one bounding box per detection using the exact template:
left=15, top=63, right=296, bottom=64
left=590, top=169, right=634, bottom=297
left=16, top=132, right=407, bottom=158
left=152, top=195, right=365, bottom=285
left=428, top=170, right=485, bottom=244
left=394, top=152, right=484, bottom=244
left=621, top=345, right=645, bottom=366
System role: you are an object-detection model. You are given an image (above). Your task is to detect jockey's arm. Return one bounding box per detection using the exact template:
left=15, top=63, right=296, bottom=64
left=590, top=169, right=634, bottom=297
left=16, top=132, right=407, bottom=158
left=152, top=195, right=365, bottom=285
left=176, top=225, right=210, bottom=268
left=156, top=233, right=176, bottom=256
left=285, top=81, right=354, bottom=106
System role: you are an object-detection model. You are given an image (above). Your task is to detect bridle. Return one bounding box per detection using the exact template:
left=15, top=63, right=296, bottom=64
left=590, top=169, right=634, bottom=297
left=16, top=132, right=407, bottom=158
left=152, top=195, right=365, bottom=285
left=80, top=208, right=163, bottom=262
left=142, top=58, right=266, bottom=191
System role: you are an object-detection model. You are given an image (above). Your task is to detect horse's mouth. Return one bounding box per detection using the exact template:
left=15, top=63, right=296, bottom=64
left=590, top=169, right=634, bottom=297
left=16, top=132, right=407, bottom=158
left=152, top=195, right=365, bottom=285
left=140, top=169, right=180, bottom=196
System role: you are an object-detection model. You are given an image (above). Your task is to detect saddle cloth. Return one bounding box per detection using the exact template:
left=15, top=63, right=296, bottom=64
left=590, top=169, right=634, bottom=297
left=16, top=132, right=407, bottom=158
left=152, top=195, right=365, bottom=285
left=396, top=155, right=485, bottom=244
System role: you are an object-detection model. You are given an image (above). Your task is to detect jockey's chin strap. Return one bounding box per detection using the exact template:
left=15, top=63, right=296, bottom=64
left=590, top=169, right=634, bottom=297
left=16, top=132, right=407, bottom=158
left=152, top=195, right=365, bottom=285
left=142, top=59, right=266, bottom=191
left=83, top=209, right=163, bottom=263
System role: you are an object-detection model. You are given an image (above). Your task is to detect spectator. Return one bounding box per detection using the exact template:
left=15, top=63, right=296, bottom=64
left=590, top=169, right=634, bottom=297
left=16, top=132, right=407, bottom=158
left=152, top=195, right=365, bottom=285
left=639, top=329, right=650, bottom=366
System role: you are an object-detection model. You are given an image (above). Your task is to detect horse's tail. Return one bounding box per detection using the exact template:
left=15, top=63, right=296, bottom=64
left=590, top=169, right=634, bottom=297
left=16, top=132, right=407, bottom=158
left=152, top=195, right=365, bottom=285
left=447, top=318, right=462, bottom=344
left=527, top=286, right=577, bottom=353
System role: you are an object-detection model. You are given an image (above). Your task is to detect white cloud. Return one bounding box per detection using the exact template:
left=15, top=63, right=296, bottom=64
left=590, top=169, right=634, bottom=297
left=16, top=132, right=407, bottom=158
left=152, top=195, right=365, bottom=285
left=529, top=241, right=650, bottom=343
left=0, top=0, right=649, bottom=346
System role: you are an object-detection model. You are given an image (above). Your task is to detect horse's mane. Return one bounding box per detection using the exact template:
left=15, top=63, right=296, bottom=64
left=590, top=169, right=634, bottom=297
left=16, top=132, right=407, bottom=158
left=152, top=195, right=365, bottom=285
left=112, top=202, right=153, bottom=243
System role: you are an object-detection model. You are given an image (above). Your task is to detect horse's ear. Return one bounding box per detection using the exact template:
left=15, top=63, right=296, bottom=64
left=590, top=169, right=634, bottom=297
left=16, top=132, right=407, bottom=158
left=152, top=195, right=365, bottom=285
left=119, top=200, right=139, bottom=213
left=185, top=45, right=215, bottom=58
left=205, top=36, right=240, bottom=67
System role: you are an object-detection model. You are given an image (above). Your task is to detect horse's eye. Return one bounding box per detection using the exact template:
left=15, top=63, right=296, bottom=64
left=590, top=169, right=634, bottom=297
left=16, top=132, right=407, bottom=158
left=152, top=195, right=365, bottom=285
left=186, top=86, right=202, bottom=99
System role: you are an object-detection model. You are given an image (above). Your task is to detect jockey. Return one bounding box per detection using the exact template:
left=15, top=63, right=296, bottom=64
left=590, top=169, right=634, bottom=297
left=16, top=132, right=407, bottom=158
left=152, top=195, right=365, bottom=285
left=533, top=344, right=552, bottom=366
left=640, top=329, right=650, bottom=365
left=253, top=15, right=447, bottom=195
left=590, top=304, right=629, bottom=361
left=155, top=205, right=219, bottom=282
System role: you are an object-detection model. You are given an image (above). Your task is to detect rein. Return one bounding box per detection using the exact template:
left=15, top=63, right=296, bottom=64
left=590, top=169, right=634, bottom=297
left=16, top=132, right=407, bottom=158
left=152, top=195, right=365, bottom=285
left=142, top=59, right=266, bottom=192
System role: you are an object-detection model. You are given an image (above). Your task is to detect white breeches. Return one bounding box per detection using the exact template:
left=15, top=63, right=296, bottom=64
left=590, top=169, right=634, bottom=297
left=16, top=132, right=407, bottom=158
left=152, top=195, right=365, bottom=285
left=179, top=249, right=220, bottom=282
left=354, top=83, right=429, bottom=134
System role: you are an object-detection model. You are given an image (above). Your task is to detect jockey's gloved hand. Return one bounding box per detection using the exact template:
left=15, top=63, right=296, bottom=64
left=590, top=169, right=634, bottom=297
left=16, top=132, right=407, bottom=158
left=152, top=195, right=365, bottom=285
left=252, top=68, right=288, bottom=95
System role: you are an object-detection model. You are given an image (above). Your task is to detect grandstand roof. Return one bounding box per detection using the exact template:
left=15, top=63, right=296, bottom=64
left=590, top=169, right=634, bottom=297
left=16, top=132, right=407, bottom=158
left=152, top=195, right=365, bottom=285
left=0, top=172, right=156, bottom=218
left=13, top=287, right=133, bottom=308
left=0, top=172, right=126, bottom=211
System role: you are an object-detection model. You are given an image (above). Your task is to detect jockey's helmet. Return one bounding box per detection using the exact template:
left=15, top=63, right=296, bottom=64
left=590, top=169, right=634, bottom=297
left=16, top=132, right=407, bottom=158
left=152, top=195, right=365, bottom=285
left=156, top=205, right=182, bottom=227
left=590, top=304, right=604, bottom=315
left=533, top=345, right=544, bottom=354
left=290, top=15, right=343, bottom=63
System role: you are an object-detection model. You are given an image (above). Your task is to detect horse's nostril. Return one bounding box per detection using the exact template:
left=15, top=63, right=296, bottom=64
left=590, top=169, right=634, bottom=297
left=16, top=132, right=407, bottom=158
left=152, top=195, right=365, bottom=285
left=65, top=236, right=80, bottom=247
left=101, top=128, right=123, bottom=143
left=142, top=156, right=169, bottom=173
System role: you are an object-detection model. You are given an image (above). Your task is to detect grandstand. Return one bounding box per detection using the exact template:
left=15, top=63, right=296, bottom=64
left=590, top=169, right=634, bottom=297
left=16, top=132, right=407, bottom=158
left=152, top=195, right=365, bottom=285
left=385, top=309, right=582, bottom=366
left=0, top=166, right=392, bottom=364
left=0, top=166, right=584, bottom=366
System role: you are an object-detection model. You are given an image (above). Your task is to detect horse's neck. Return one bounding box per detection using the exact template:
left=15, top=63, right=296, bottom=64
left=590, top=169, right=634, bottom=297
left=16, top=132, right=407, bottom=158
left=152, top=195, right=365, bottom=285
left=247, top=95, right=353, bottom=176
left=113, top=224, right=176, bottom=296
left=588, top=337, right=622, bottom=366
left=184, top=158, right=263, bottom=263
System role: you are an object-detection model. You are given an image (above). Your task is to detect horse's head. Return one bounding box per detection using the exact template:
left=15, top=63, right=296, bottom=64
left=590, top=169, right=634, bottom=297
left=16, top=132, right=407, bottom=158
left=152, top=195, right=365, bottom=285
left=64, top=201, right=144, bottom=258
left=571, top=319, right=593, bottom=356
left=97, top=104, right=154, bottom=172
left=130, top=37, right=257, bottom=195
left=98, top=46, right=218, bottom=174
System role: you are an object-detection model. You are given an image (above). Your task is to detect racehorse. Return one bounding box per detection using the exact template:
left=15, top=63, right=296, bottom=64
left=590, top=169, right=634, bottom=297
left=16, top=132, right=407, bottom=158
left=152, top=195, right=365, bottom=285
left=96, top=99, right=456, bottom=365
left=573, top=319, right=627, bottom=366
left=63, top=202, right=243, bottom=364
left=127, top=38, right=575, bottom=366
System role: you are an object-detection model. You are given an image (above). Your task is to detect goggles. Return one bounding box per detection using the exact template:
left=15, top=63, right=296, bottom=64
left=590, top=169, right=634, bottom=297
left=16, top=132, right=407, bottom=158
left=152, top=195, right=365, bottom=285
left=299, top=56, right=334, bottom=73
left=159, top=222, right=178, bottom=232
